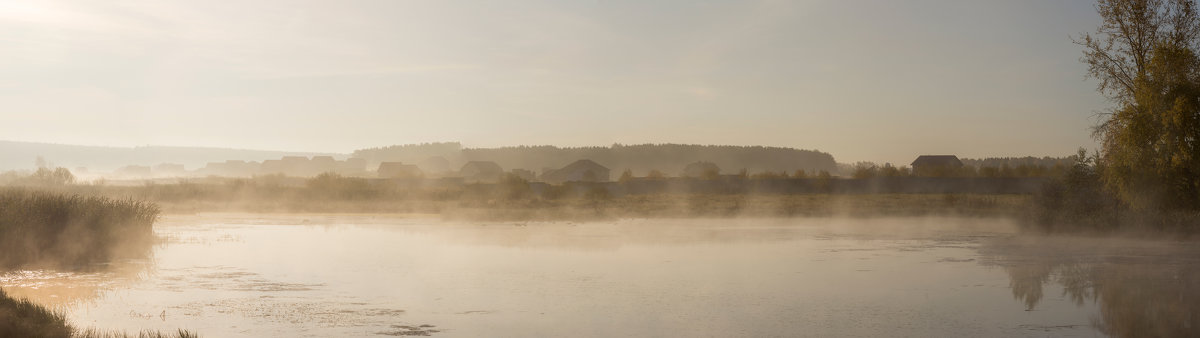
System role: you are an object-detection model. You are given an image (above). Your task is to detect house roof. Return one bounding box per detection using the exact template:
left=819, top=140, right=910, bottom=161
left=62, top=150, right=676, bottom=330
left=378, top=162, right=417, bottom=170
left=911, top=155, right=963, bottom=167
left=558, top=159, right=608, bottom=172
left=683, top=161, right=719, bottom=172
left=540, top=159, right=609, bottom=181
left=461, top=161, right=503, bottom=173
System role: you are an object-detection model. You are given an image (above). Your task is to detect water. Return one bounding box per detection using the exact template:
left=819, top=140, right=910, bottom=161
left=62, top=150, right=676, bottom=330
left=3, top=214, right=1195, bottom=337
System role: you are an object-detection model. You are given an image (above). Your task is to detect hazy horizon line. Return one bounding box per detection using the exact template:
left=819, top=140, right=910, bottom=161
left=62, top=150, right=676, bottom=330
left=1, top=138, right=1078, bottom=165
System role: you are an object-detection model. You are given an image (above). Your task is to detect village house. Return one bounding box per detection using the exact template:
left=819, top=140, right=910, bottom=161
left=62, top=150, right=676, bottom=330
left=681, top=161, right=720, bottom=179
left=153, top=163, right=186, bottom=176
left=418, top=156, right=451, bottom=174
left=511, top=169, right=536, bottom=181
left=309, top=156, right=338, bottom=175
left=113, top=165, right=152, bottom=178
left=254, top=156, right=366, bottom=177
left=460, top=161, right=504, bottom=183
left=337, top=158, right=368, bottom=175
left=377, top=162, right=423, bottom=179
left=540, top=159, right=610, bottom=184
left=910, top=155, right=964, bottom=177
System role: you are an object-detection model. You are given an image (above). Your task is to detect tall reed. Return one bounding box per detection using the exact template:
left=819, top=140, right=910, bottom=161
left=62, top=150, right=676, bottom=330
left=0, top=188, right=160, bottom=269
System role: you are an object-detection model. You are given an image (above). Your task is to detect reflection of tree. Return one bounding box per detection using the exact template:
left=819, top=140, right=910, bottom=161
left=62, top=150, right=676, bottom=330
left=1055, top=264, right=1095, bottom=307
left=984, top=239, right=1200, bottom=337
left=1004, top=264, right=1054, bottom=310
left=1087, top=263, right=1200, bottom=337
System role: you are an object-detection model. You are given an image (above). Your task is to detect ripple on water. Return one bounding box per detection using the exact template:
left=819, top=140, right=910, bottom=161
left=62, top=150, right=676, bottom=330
left=171, top=297, right=407, bottom=327
left=155, top=266, right=324, bottom=292
left=378, top=324, right=440, bottom=336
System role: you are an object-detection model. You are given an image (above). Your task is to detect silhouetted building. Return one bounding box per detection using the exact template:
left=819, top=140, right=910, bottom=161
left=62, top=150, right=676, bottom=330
left=338, top=158, right=368, bottom=174
left=378, top=162, right=422, bottom=178
left=682, top=161, right=720, bottom=178
left=541, top=159, right=609, bottom=184
left=511, top=169, right=536, bottom=181
left=154, top=163, right=186, bottom=176
left=310, top=156, right=337, bottom=175
left=201, top=160, right=260, bottom=177
left=252, top=156, right=362, bottom=177
left=911, top=155, right=964, bottom=176
left=260, top=159, right=285, bottom=175
left=460, top=161, right=504, bottom=183
left=114, top=165, right=152, bottom=177
left=418, top=156, right=451, bottom=173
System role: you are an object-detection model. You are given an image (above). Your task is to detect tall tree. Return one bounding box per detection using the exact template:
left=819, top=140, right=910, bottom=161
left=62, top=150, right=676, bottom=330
left=1079, top=0, right=1200, bottom=209
left=1077, top=0, right=1199, bottom=104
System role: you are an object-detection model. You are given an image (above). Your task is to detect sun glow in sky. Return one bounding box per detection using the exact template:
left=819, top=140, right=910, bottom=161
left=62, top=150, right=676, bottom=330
left=1, top=0, right=1105, bottom=165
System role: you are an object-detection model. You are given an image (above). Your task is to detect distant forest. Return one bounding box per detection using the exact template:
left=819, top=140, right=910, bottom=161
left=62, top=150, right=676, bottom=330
left=352, top=143, right=838, bottom=175
left=960, top=156, right=1076, bottom=170
left=352, top=142, right=465, bottom=167
left=0, top=140, right=337, bottom=172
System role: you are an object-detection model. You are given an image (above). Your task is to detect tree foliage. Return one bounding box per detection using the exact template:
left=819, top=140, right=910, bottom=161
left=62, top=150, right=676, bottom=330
left=1079, top=0, right=1200, bottom=209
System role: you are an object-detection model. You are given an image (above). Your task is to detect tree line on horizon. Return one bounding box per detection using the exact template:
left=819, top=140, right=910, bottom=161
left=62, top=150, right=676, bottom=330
left=351, top=142, right=839, bottom=176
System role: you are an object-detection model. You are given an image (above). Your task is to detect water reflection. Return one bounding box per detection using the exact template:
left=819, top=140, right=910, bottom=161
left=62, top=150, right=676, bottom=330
left=1, top=256, right=152, bottom=310
left=8, top=215, right=1139, bottom=337
left=982, top=237, right=1200, bottom=337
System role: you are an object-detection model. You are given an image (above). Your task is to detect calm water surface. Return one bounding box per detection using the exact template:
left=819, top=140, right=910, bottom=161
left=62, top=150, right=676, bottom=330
left=4, top=214, right=1196, bottom=337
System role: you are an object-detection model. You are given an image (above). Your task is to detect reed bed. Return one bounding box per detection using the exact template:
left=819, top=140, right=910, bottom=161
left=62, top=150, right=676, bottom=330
left=0, top=188, right=159, bottom=269
left=0, top=288, right=72, bottom=338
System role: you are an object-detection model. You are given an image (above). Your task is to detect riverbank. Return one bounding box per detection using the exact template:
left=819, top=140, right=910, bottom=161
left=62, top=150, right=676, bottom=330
left=1, top=286, right=199, bottom=338
left=0, top=189, right=198, bottom=337
left=145, top=193, right=1029, bottom=221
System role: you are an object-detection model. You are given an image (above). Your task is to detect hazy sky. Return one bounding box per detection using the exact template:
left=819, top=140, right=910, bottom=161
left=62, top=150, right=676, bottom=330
left=1, top=0, right=1106, bottom=165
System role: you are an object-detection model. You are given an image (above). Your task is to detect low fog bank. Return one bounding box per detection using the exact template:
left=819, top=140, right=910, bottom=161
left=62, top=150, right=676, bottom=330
left=0, top=172, right=1032, bottom=222
left=157, top=213, right=1020, bottom=252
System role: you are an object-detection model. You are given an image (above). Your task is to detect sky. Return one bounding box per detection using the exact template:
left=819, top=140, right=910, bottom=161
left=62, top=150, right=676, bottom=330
left=0, top=0, right=1107, bottom=165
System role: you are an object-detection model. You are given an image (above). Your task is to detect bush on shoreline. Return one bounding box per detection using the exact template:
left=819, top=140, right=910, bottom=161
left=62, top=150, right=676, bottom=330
left=1021, top=150, right=1200, bottom=235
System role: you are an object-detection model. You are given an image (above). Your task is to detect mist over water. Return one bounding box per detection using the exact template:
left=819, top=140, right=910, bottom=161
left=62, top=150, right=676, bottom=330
left=4, top=1, right=1199, bottom=336
left=7, top=214, right=1182, bottom=337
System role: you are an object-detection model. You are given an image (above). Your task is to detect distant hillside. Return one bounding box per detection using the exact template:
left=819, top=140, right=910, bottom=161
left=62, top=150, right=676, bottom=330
left=353, top=143, right=838, bottom=175
left=0, top=140, right=343, bottom=172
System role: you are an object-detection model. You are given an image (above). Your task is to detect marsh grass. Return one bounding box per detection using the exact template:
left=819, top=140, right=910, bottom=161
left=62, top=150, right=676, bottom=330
left=72, top=328, right=199, bottom=338
left=0, top=188, right=160, bottom=269
left=0, top=288, right=198, bottom=338
left=0, top=288, right=71, bottom=338
left=0, top=190, right=194, bottom=337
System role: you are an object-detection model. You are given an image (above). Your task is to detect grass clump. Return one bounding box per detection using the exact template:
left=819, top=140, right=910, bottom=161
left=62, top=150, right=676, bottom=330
left=2, top=288, right=199, bottom=338
left=0, top=288, right=72, bottom=338
left=73, top=328, right=199, bottom=338
left=0, top=188, right=160, bottom=269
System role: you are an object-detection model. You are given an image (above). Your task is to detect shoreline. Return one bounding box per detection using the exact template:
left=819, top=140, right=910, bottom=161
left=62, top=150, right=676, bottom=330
left=147, top=193, right=1031, bottom=221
